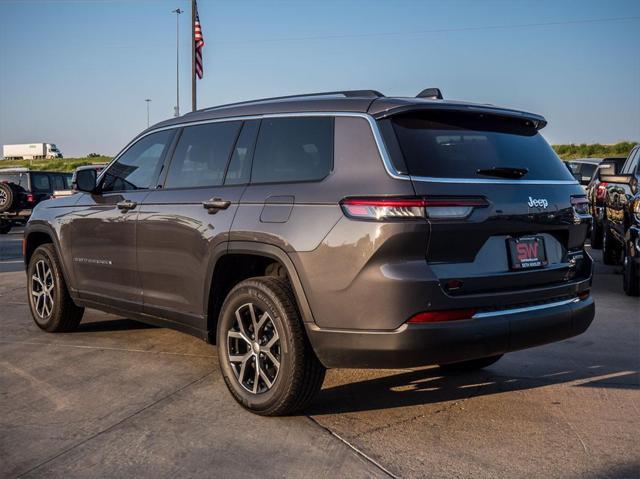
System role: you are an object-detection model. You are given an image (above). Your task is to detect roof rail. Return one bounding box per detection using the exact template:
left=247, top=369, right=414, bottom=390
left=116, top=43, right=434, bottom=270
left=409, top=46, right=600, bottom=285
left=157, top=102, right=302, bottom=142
left=194, top=90, right=385, bottom=114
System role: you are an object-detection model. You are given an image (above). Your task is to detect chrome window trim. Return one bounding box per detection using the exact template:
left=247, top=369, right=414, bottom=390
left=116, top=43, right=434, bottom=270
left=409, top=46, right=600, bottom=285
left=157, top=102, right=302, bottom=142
left=472, top=297, right=580, bottom=319
left=101, top=111, right=578, bottom=186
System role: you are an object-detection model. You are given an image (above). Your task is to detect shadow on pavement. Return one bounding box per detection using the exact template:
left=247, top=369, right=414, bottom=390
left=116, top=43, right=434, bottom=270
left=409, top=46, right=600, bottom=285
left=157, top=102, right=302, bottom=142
left=76, top=318, right=156, bottom=333
left=307, top=364, right=639, bottom=416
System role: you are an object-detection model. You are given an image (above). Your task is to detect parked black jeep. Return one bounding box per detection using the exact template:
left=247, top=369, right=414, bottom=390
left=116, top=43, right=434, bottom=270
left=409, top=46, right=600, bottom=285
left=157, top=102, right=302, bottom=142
left=0, top=169, right=72, bottom=234
left=598, top=144, right=640, bottom=295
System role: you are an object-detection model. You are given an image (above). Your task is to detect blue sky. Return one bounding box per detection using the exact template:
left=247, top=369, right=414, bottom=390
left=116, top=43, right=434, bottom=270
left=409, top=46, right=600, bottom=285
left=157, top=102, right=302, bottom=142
left=0, top=0, right=638, bottom=157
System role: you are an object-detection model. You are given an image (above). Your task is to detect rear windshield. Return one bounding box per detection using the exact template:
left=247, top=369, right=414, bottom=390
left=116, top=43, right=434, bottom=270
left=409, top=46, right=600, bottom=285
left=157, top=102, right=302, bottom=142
left=390, top=112, right=574, bottom=181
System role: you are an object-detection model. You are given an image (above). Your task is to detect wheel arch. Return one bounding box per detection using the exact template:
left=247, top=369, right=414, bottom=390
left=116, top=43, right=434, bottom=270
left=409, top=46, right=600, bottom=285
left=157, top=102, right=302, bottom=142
left=204, top=242, right=315, bottom=343
left=24, top=224, right=77, bottom=297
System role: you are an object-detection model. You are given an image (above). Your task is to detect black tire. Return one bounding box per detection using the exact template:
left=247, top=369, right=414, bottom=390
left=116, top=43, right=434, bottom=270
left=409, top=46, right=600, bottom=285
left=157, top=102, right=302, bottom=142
left=0, top=223, right=11, bottom=235
left=27, top=244, right=84, bottom=332
left=602, top=223, right=621, bottom=265
left=590, top=218, right=603, bottom=249
left=217, top=276, right=325, bottom=416
left=623, top=244, right=640, bottom=296
left=0, top=183, right=14, bottom=213
left=439, top=354, right=503, bottom=373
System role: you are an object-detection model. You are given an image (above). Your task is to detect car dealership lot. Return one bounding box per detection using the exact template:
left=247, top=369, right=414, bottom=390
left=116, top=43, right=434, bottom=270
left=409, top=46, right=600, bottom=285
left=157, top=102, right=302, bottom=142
left=1, top=227, right=638, bottom=478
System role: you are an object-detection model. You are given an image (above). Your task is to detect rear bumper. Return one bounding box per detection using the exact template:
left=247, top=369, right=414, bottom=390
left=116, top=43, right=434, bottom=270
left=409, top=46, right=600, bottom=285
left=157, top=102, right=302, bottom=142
left=306, top=296, right=595, bottom=369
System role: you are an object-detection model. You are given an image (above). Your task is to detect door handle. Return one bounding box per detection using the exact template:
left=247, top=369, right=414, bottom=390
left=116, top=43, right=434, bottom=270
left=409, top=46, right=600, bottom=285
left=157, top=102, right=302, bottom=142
left=116, top=200, right=137, bottom=211
left=202, top=198, right=231, bottom=213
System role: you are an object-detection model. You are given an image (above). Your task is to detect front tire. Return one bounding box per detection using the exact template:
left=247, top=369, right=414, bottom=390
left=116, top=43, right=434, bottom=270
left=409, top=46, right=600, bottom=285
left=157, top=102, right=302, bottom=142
left=27, top=244, right=84, bottom=332
left=217, top=277, right=325, bottom=416
left=439, top=354, right=503, bottom=372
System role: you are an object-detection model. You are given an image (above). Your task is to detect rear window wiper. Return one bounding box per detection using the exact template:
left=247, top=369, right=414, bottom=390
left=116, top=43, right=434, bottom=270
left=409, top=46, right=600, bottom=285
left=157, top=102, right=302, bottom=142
left=476, top=166, right=529, bottom=179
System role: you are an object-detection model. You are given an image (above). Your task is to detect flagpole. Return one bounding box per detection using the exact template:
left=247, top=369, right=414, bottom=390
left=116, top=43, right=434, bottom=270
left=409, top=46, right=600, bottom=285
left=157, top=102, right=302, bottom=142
left=191, top=0, right=196, bottom=111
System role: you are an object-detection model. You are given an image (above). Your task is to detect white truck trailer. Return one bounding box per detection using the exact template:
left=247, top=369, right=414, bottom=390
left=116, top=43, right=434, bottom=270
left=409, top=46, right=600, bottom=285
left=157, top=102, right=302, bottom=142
left=2, top=143, right=63, bottom=160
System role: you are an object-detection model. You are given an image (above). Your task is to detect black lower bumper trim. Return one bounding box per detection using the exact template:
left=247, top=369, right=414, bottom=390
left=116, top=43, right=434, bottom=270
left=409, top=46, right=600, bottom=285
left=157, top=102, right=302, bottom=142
left=306, top=296, right=595, bottom=369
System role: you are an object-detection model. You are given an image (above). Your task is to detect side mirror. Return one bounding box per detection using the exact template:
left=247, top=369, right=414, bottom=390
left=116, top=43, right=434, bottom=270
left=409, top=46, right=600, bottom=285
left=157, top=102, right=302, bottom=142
left=75, top=169, right=97, bottom=193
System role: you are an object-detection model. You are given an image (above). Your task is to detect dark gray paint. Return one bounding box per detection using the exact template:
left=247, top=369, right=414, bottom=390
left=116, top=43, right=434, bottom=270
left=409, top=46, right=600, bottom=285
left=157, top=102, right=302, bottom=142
left=24, top=93, right=594, bottom=368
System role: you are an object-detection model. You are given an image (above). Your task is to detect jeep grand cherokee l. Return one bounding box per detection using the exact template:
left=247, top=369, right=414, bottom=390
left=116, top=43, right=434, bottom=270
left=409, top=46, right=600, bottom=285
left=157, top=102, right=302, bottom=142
left=23, top=89, right=595, bottom=415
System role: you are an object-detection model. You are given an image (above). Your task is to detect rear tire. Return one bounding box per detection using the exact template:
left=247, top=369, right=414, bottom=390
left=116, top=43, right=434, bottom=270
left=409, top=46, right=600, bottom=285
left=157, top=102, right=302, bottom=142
left=217, top=276, right=325, bottom=416
left=27, top=244, right=84, bottom=332
left=590, top=218, right=603, bottom=249
left=623, top=245, right=640, bottom=296
left=602, top=223, right=621, bottom=265
left=439, top=354, right=503, bottom=372
left=0, top=183, right=14, bottom=213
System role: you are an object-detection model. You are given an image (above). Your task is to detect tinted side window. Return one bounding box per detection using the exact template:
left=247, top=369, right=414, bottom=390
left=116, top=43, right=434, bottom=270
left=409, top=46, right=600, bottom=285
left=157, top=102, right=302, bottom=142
left=52, top=175, right=65, bottom=190
left=225, top=120, right=259, bottom=185
left=251, top=117, right=333, bottom=184
left=165, top=121, right=241, bottom=189
left=102, top=130, right=173, bottom=192
left=31, top=173, right=51, bottom=192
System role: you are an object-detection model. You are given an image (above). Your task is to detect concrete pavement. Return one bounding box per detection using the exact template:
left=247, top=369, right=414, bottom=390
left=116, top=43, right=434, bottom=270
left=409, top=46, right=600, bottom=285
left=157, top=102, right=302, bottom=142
left=0, top=227, right=638, bottom=478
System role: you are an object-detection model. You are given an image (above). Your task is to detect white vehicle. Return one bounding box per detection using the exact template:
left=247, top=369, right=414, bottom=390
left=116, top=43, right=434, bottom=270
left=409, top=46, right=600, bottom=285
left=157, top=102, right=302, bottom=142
left=2, top=143, right=63, bottom=160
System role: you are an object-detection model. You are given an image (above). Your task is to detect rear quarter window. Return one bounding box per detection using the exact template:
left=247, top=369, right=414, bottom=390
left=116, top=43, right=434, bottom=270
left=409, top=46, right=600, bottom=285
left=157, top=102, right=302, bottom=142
left=251, top=117, right=333, bottom=184
left=390, top=112, right=575, bottom=181
left=31, top=173, right=52, bottom=192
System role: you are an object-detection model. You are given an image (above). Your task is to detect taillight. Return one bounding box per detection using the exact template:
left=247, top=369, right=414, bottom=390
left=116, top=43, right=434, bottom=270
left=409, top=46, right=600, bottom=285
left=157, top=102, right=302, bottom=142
left=596, top=183, right=608, bottom=202
left=26, top=194, right=35, bottom=203
left=340, top=197, right=487, bottom=221
left=408, top=308, right=477, bottom=323
left=571, top=195, right=589, bottom=215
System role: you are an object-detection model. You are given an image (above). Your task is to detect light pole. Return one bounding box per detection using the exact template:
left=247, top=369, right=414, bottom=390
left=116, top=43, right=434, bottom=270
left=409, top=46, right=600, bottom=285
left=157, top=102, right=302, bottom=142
left=145, top=99, right=152, bottom=128
left=172, top=8, right=183, bottom=117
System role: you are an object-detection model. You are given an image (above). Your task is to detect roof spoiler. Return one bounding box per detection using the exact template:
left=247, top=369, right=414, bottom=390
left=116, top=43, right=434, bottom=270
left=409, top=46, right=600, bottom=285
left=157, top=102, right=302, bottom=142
left=416, top=88, right=443, bottom=100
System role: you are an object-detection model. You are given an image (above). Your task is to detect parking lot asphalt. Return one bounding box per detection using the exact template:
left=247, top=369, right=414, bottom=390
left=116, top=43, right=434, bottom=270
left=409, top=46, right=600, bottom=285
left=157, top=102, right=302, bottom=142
left=1, top=227, right=638, bottom=478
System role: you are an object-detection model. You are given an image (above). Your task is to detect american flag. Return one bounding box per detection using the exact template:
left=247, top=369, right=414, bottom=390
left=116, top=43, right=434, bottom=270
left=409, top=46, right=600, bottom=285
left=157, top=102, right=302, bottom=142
left=194, top=1, right=204, bottom=79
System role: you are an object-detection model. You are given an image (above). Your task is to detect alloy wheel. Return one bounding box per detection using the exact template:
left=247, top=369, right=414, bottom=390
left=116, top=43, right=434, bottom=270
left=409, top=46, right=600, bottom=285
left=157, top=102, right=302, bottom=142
left=31, top=259, right=54, bottom=319
left=0, top=190, right=7, bottom=206
left=227, top=302, right=281, bottom=394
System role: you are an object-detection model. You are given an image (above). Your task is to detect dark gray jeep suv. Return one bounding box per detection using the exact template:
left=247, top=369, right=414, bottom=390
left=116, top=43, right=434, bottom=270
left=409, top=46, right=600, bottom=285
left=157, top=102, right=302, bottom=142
left=24, top=89, right=595, bottom=415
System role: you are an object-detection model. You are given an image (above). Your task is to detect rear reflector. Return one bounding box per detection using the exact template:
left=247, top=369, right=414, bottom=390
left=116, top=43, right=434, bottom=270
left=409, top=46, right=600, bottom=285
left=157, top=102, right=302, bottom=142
left=578, top=291, right=590, bottom=300
left=408, top=308, right=477, bottom=323
left=340, top=197, right=487, bottom=221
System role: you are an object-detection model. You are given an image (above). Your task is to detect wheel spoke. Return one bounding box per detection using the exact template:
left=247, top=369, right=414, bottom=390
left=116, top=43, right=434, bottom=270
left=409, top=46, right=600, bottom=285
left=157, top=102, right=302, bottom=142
left=256, top=312, right=269, bottom=335
left=264, top=350, right=280, bottom=369
left=229, top=352, right=251, bottom=363
left=248, top=303, right=258, bottom=337
left=235, top=308, right=250, bottom=339
left=32, top=274, right=43, bottom=288
left=259, top=366, right=273, bottom=389
left=265, top=330, right=279, bottom=349
left=252, top=356, right=260, bottom=393
left=238, top=354, right=250, bottom=384
left=228, top=330, right=251, bottom=345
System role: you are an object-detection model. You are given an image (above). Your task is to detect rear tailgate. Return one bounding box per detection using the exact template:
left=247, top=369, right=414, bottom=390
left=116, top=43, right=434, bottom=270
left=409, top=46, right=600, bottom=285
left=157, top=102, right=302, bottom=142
left=383, top=109, right=591, bottom=295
